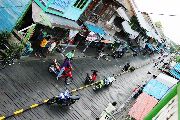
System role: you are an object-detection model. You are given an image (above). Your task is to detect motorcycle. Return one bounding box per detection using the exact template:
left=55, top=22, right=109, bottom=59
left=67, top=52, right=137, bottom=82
left=47, top=90, right=80, bottom=106
left=93, top=76, right=115, bottom=91
left=96, top=51, right=110, bottom=61
left=84, top=70, right=98, bottom=85
left=112, top=51, right=124, bottom=59
left=49, top=60, right=73, bottom=84
left=112, top=47, right=127, bottom=59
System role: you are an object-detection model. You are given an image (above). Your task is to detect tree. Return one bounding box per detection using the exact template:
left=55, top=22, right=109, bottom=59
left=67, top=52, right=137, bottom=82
left=155, top=21, right=163, bottom=28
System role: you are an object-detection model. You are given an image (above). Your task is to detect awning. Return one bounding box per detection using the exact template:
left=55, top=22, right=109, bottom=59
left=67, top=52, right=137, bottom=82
left=100, top=40, right=113, bottom=44
left=130, top=2, right=162, bottom=42
left=151, top=29, right=162, bottom=43
left=169, top=69, right=180, bottom=80
left=102, top=33, right=116, bottom=43
left=116, top=7, right=130, bottom=22
left=84, top=22, right=106, bottom=35
left=146, top=43, right=155, bottom=51
left=121, top=21, right=139, bottom=39
left=32, top=2, right=81, bottom=30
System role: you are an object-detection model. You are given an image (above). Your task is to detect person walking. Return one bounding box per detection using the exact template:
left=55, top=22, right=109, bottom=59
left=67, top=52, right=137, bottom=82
left=96, top=102, right=117, bottom=120
left=35, top=36, right=51, bottom=57
left=33, top=30, right=47, bottom=50
left=47, top=40, right=58, bottom=53
left=22, top=41, right=33, bottom=56
left=65, top=50, right=75, bottom=60
left=56, top=59, right=72, bottom=80
left=56, top=67, right=65, bottom=80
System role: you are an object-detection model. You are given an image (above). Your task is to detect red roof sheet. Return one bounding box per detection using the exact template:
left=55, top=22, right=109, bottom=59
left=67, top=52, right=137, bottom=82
left=128, top=92, right=158, bottom=120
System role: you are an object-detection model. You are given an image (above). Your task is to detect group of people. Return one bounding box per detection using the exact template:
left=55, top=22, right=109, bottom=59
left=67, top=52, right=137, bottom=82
left=153, top=53, right=170, bottom=68
left=30, top=30, right=57, bottom=57
left=34, top=35, right=59, bottom=58
left=53, top=50, right=75, bottom=80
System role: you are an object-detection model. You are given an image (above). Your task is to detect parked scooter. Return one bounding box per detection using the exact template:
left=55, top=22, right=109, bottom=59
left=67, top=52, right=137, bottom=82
left=132, top=84, right=146, bottom=99
left=112, top=47, right=127, bottom=59
left=112, top=51, right=124, bottom=59
left=49, top=59, right=73, bottom=84
left=93, top=75, right=115, bottom=91
left=47, top=90, right=80, bottom=106
left=84, top=70, right=98, bottom=85
left=96, top=51, right=110, bottom=61
left=56, top=45, right=63, bottom=53
left=122, top=63, right=130, bottom=72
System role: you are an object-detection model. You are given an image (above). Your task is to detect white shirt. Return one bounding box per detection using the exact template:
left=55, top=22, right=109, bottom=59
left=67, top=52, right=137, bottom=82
left=48, top=42, right=56, bottom=51
left=105, top=77, right=115, bottom=85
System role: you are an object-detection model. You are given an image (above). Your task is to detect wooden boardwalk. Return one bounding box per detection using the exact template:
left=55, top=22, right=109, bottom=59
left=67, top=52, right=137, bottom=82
left=0, top=55, right=158, bottom=120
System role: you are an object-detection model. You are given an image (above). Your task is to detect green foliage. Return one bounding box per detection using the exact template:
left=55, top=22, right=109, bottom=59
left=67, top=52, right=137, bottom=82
left=170, top=46, right=176, bottom=53
left=0, top=32, right=24, bottom=58
left=130, top=16, right=139, bottom=25
left=15, top=20, right=25, bottom=30
left=155, top=21, right=163, bottom=28
left=12, top=42, right=24, bottom=53
left=176, top=56, right=180, bottom=63
left=0, top=31, right=11, bottom=40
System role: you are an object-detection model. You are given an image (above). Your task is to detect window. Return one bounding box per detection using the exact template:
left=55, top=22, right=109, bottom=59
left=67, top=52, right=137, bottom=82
left=74, top=0, right=88, bottom=9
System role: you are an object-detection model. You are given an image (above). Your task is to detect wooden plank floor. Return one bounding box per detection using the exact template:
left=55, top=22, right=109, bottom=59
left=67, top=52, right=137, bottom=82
left=0, top=55, right=159, bottom=120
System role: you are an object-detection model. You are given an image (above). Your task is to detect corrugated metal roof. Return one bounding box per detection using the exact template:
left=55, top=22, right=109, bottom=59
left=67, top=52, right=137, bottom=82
left=128, top=92, right=158, bottom=120
left=0, top=0, right=31, bottom=32
left=152, top=95, right=178, bottom=120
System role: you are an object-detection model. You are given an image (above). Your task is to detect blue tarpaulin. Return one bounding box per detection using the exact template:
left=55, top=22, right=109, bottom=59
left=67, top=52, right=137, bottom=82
left=143, top=79, right=169, bottom=100
left=169, top=69, right=180, bottom=80
left=146, top=43, right=155, bottom=51
left=0, top=0, right=31, bottom=32
left=174, top=63, right=180, bottom=73
left=84, top=23, right=106, bottom=35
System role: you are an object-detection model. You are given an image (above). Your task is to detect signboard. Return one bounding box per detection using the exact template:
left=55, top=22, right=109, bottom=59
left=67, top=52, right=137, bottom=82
left=35, top=0, right=91, bottom=21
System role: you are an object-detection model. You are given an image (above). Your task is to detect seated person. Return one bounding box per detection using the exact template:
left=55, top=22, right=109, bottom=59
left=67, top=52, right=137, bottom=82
left=53, top=59, right=61, bottom=71
left=91, top=70, right=98, bottom=81
left=96, top=80, right=104, bottom=89
left=123, top=63, right=130, bottom=71
left=104, top=75, right=115, bottom=85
